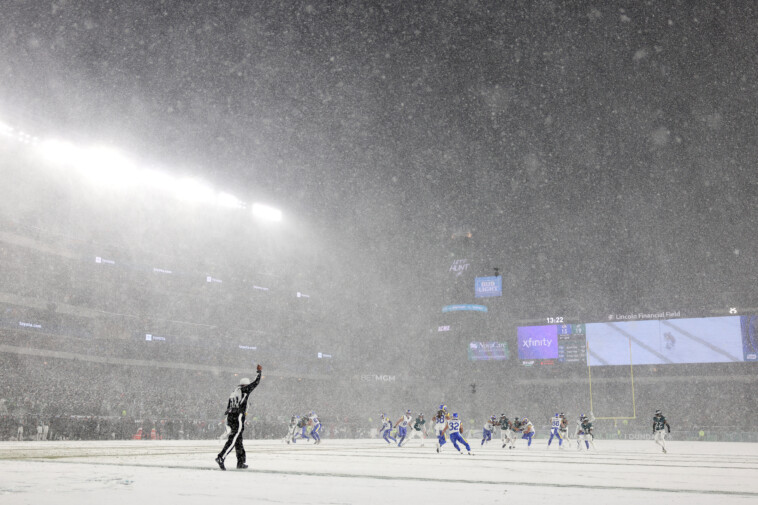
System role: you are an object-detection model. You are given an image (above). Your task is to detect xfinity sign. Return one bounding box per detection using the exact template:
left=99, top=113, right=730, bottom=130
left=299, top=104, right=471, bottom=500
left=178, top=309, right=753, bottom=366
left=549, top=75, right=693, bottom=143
left=517, top=325, right=558, bottom=360
left=475, top=276, right=502, bottom=298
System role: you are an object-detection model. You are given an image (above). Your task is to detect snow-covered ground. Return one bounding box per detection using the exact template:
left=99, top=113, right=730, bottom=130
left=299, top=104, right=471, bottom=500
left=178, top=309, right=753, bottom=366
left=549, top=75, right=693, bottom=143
left=1, top=439, right=756, bottom=504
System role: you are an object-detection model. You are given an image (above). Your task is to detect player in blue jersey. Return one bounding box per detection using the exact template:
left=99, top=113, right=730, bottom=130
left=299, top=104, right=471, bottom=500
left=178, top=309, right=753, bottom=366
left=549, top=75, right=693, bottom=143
left=309, top=411, right=322, bottom=445
left=481, top=416, right=495, bottom=445
left=379, top=414, right=396, bottom=444
left=395, top=409, right=413, bottom=447
left=547, top=413, right=563, bottom=448
left=443, top=413, right=472, bottom=455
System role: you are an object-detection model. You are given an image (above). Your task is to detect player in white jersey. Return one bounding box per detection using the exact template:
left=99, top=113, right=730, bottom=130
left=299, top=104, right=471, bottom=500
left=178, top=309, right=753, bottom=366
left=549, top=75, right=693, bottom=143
left=547, top=413, right=564, bottom=449
left=284, top=415, right=298, bottom=444
left=481, top=416, right=495, bottom=446
left=443, top=413, right=472, bottom=455
left=520, top=417, right=535, bottom=448
left=379, top=414, right=397, bottom=444
left=434, top=413, right=447, bottom=452
left=309, top=412, right=322, bottom=444
left=395, top=409, right=413, bottom=447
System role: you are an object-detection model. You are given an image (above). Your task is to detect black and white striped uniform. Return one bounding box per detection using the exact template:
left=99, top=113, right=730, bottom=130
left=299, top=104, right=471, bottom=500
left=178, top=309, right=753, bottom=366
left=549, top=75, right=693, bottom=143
left=217, top=370, right=262, bottom=465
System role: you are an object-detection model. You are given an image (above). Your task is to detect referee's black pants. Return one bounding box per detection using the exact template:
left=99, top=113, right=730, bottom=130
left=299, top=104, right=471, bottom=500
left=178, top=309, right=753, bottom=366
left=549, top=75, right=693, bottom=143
left=218, top=413, right=246, bottom=464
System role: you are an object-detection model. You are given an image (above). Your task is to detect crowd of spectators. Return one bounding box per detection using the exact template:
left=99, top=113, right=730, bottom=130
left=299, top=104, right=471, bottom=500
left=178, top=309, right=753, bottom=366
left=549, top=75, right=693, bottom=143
left=0, top=212, right=347, bottom=378
left=1, top=345, right=755, bottom=443
left=0, top=350, right=372, bottom=442
left=0, top=169, right=755, bottom=444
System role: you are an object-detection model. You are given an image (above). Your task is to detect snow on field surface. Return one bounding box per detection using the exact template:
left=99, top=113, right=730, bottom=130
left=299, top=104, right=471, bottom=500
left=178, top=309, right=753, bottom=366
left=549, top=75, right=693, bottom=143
left=1, top=439, right=757, bottom=504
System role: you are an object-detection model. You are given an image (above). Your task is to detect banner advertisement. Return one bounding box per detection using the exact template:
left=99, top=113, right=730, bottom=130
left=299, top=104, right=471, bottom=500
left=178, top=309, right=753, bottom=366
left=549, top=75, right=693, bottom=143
left=517, top=325, right=558, bottom=360
left=475, top=276, right=502, bottom=298
left=442, top=304, right=488, bottom=313
left=449, top=259, right=470, bottom=277
left=468, top=342, right=509, bottom=361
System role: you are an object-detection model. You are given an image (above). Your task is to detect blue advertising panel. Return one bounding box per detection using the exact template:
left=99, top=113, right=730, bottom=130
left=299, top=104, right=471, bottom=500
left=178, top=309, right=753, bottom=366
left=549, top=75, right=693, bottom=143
left=442, top=304, right=488, bottom=313
left=475, top=276, right=502, bottom=298
left=517, top=325, right=559, bottom=360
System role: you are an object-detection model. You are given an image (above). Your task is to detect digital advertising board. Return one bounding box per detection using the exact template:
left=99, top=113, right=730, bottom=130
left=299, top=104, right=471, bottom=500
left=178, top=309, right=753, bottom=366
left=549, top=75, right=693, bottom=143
left=468, top=341, right=509, bottom=361
left=516, top=314, right=758, bottom=367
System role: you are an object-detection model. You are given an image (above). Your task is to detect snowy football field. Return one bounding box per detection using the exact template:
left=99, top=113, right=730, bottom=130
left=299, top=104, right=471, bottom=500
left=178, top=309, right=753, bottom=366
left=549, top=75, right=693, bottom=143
left=1, top=439, right=756, bottom=504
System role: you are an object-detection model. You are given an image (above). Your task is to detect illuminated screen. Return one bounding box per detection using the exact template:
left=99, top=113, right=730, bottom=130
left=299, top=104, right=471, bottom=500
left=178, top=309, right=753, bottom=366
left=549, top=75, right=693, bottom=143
left=743, top=316, right=758, bottom=361
left=517, top=325, right=558, bottom=360
left=516, top=324, right=586, bottom=365
left=468, top=342, right=509, bottom=361
left=586, top=316, right=755, bottom=366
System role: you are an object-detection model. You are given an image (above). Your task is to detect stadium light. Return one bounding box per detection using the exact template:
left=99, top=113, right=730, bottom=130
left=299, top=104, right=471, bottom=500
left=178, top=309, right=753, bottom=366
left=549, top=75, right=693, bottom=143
left=38, top=139, right=81, bottom=165
left=135, top=168, right=176, bottom=192
left=0, top=120, right=12, bottom=136
left=77, top=146, right=140, bottom=187
left=0, top=120, right=35, bottom=143
left=23, top=120, right=288, bottom=219
left=217, top=192, right=246, bottom=209
left=174, top=178, right=216, bottom=204
left=252, top=203, right=282, bottom=222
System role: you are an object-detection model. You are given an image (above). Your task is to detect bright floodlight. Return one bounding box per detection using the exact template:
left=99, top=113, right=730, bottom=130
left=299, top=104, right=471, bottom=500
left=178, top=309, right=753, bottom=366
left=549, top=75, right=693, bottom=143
left=77, top=146, right=139, bottom=187
left=252, top=203, right=282, bottom=222
left=175, top=178, right=216, bottom=204
left=28, top=125, right=285, bottom=217
left=37, top=141, right=138, bottom=188
left=217, top=192, right=246, bottom=209
left=38, top=139, right=81, bottom=165
left=136, top=168, right=176, bottom=192
left=0, top=121, right=14, bottom=139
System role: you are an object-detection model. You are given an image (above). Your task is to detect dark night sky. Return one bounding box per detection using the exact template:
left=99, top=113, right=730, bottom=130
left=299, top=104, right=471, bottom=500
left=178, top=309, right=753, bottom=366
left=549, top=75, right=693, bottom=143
left=1, top=0, right=757, bottom=327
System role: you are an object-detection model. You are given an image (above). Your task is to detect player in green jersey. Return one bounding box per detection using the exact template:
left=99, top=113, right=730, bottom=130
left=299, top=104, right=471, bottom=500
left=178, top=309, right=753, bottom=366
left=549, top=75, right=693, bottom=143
left=407, top=413, right=427, bottom=447
left=580, top=416, right=596, bottom=450
left=499, top=414, right=516, bottom=449
left=653, top=410, right=671, bottom=453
